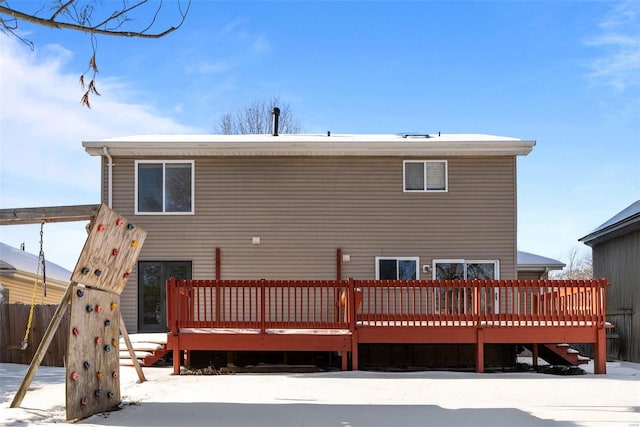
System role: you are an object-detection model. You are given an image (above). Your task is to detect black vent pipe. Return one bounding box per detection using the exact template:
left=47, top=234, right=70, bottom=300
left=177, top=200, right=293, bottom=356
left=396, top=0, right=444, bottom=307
left=271, top=107, right=280, bottom=136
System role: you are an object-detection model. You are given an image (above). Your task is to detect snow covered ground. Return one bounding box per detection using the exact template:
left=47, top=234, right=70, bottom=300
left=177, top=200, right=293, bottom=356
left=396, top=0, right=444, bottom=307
left=1, top=361, right=639, bottom=427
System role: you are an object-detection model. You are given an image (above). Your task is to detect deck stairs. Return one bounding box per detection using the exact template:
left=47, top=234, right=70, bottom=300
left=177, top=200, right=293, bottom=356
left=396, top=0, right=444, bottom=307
left=523, top=343, right=590, bottom=366
left=119, top=333, right=169, bottom=367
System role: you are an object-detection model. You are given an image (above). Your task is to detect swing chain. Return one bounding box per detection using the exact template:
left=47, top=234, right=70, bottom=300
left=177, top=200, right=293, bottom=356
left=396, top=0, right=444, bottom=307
left=39, top=221, right=46, bottom=297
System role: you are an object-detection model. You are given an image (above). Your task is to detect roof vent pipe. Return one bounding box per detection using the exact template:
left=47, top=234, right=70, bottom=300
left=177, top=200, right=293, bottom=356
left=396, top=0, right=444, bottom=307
left=271, top=107, right=280, bottom=136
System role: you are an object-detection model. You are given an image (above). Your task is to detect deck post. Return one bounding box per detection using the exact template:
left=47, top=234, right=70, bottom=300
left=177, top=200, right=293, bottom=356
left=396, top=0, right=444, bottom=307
left=594, top=327, right=607, bottom=374
left=172, top=336, right=181, bottom=375
left=348, top=278, right=359, bottom=370
left=476, top=327, right=484, bottom=373
left=532, top=344, right=539, bottom=369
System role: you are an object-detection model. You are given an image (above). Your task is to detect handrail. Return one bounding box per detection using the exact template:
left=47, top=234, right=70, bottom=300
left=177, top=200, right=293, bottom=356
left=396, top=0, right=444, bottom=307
left=166, top=278, right=607, bottom=331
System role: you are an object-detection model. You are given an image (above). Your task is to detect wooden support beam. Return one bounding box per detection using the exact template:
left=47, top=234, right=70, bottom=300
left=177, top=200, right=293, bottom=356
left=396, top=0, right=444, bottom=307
left=11, top=284, right=73, bottom=408
left=119, top=313, right=146, bottom=383
left=594, top=328, right=607, bottom=374
left=476, top=328, right=485, bottom=373
left=0, top=204, right=101, bottom=225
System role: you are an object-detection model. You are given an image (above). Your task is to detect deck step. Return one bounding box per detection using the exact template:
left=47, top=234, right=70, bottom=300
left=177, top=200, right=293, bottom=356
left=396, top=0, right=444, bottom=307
left=118, top=333, right=170, bottom=367
left=524, top=344, right=590, bottom=367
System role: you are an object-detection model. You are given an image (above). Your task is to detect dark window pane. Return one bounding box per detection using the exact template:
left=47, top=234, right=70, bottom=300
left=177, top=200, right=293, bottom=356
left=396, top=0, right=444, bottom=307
left=398, top=260, right=417, bottom=280
left=138, top=164, right=163, bottom=212
left=404, top=162, right=424, bottom=190
left=165, top=163, right=192, bottom=212
left=142, top=263, right=162, bottom=325
left=467, top=263, right=495, bottom=280
left=379, top=259, right=397, bottom=280
left=168, top=264, right=190, bottom=280
left=435, top=262, right=464, bottom=280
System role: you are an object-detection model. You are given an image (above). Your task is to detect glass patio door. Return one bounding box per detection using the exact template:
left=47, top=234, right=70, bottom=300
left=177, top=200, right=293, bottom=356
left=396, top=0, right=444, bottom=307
left=138, top=261, right=192, bottom=332
left=433, top=260, right=499, bottom=314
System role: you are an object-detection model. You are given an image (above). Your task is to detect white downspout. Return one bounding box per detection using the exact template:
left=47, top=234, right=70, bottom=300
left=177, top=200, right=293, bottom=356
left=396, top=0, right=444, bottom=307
left=102, top=146, right=113, bottom=208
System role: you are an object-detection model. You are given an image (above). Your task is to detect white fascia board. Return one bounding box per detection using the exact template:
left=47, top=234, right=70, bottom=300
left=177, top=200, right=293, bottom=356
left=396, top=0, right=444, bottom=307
left=83, top=134, right=536, bottom=157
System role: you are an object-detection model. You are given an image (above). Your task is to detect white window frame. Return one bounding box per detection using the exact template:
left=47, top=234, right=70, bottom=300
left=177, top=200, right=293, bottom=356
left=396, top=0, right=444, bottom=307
left=375, top=256, right=420, bottom=280
left=135, top=160, right=195, bottom=215
left=403, top=160, right=448, bottom=193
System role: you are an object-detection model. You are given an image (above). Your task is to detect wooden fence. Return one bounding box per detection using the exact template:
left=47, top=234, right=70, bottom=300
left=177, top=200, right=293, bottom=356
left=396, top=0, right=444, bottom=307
left=0, top=304, right=69, bottom=366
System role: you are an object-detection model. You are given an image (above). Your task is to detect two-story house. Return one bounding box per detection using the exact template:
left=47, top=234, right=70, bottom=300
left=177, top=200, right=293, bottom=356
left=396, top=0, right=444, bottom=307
left=83, top=132, right=533, bottom=331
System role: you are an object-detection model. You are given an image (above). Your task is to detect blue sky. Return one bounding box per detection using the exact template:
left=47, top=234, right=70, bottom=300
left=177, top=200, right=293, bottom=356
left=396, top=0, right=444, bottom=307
left=1, top=0, right=638, bottom=271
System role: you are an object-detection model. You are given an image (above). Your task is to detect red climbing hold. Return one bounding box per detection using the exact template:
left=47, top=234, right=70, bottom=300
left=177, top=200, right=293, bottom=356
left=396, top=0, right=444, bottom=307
left=72, top=327, right=80, bottom=336
left=97, top=224, right=106, bottom=232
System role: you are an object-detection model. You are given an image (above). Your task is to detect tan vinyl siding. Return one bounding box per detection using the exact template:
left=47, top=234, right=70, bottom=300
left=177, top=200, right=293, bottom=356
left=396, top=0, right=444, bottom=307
left=110, top=156, right=517, bottom=332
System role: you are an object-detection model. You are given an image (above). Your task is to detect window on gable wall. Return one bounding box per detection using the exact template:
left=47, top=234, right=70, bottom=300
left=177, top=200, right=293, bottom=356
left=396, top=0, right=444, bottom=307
left=403, top=160, right=447, bottom=192
left=136, top=160, right=194, bottom=214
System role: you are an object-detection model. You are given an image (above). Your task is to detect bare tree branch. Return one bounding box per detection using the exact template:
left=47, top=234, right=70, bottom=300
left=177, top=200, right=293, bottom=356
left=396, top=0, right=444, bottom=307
left=0, top=3, right=187, bottom=38
left=1, top=1, right=191, bottom=108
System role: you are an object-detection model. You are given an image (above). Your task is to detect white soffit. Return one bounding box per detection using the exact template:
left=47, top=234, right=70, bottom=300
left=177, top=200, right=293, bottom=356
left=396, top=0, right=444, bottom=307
left=83, top=134, right=536, bottom=157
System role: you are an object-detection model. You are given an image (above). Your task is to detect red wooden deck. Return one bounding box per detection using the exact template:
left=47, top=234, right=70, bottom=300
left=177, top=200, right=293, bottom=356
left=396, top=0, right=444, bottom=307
left=166, top=278, right=609, bottom=374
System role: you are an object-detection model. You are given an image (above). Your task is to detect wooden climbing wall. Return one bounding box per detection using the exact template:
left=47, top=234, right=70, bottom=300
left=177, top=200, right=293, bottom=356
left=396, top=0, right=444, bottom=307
left=71, top=203, right=146, bottom=295
left=66, top=285, right=121, bottom=421
left=66, top=204, right=147, bottom=421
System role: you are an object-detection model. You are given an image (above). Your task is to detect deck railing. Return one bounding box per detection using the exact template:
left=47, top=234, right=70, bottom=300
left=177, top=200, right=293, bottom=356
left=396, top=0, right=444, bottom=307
left=355, top=279, right=607, bottom=326
left=167, top=279, right=353, bottom=333
left=167, top=278, right=607, bottom=332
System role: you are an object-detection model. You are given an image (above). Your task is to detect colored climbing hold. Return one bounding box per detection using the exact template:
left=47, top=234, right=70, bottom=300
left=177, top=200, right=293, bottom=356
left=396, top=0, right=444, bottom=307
left=127, top=223, right=135, bottom=230
left=104, top=319, right=111, bottom=327
left=81, top=267, right=90, bottom=275
left=86, top=305, right=94, bottom=313
left=130, top=240, right=139, bottom=248
left=94, top=389, right=101, bottom=397
left=80, top=398, right=88, bottom=406
left=97, top=372, right=105, bottom=380
left=72, top=327, right=80, bottom=336
left=107, top=391, right=114, bottom=399
left=104, top=345, right=111, bottom=352
left=70, top=372, right=79, bottom=381
left=94, top=269, right=102, bottom=277
left=83, top=361, right=90, bottom=369
left=112, top=248, right=119, bottom=256
left=112, top=371, right=118, bottom=378
left=123, top=272, right=130, bottom=280
left=97, top=224, right=106, bottom=232
left=95, top=305, right=103, bottom=313
left=116, top=219, right=124, bottom=226
left=111, top=338, right=118, bottom=347
left=95, top=337, right=102, bottom=345
left=76, top=289, right=85, bottom=297
left=110, top=302, right=118, bottom=311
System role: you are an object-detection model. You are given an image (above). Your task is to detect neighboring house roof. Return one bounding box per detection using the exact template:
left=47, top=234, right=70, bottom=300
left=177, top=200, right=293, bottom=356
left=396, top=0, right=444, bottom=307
left=0, top=242, right=72, bottom=282
left=579, top=200, right=640, bottom=247
left=517, top=250, right=565, bottom=272
left=83, top=133, right=535, bottom=157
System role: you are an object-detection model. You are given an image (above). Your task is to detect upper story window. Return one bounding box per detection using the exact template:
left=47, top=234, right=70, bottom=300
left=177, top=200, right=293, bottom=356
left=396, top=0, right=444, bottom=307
left=403, top=160, right=447, bottom=192
left=135, top=160, right=194, bottom=214
left=376, top=257, right=420, bottom=280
